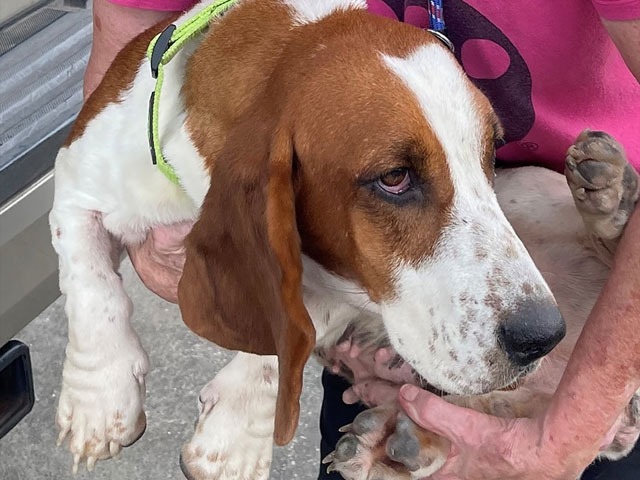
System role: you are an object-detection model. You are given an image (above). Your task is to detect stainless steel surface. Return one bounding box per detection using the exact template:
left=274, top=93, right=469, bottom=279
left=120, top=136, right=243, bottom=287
left=0, top=3, right=91, bottom=345
left=0, top=204, right=59, bottom=346
left=0, top=171, right=53, bottom=247
left=0, top=10, right=91, bottom=163
left=0, top=0, right=45, bottom=26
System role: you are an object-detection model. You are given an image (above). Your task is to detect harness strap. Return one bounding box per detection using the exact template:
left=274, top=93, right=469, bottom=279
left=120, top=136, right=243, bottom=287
left=147, top=0, right=237, bottom=185
left=146, top=0, right=451, bottom=185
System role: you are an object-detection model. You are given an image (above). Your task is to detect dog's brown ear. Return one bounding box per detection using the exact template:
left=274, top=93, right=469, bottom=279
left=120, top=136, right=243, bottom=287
left=178, top=121, right=315, bottom=446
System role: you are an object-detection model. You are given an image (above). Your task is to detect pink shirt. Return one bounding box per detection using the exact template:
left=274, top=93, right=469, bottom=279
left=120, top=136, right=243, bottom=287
left=109, top=0, right=640, bottom=171
left=108, top=0, right=196, bottom=11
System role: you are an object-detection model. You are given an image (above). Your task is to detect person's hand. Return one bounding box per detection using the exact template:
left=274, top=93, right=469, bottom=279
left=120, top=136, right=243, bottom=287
left=126, top=222, right=193, bottom=303
left=398, top=385, right=594, bottom=480
left=337, top=346, right=413, bottom=405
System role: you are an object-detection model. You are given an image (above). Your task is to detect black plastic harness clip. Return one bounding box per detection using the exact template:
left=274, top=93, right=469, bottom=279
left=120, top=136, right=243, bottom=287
left=150, top=24, right=177, bottom=78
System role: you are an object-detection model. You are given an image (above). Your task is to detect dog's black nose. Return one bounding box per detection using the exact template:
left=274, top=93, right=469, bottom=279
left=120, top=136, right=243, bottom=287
left=498, top=301, right=566, bottom=366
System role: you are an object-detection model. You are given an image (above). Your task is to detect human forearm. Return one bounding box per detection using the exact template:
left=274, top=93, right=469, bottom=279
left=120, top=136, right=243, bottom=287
left=85, top=0, right=177, bottom=99
left=543, top=206, right=640, bottom=466
left=602, top=17, right=640, bottom=82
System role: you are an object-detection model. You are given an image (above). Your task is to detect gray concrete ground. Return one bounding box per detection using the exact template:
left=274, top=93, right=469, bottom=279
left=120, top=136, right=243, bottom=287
left=0, top=260, right=323, bottom=480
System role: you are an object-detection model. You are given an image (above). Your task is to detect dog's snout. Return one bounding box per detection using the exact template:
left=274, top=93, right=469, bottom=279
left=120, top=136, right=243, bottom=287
left=498, top=301, right=566, bottom=366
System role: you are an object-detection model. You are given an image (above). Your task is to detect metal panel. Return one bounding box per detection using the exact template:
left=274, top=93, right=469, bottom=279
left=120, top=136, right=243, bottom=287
left=0, top=3, right=91, bottom=342
left=0, top=204, right=60, bottom=345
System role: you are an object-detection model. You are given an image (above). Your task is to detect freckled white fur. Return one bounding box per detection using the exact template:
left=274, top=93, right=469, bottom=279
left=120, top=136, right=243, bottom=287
left=50, top=1, right=218, bottom=471
left=53, top=0, right=620, bottom=476
left=301, top=255, right=378, bottom=341
left=380, top=45, right=555, bottom=394
left=283, top=0, right=366, bottom=25
left=50, top=0, right=379, bottom=474
left=181, top=353, right=278, bottom=479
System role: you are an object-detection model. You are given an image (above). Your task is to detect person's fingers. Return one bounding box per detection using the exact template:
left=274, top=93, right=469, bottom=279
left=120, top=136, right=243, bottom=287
left=399, top=385, right=488, bottom=444
left=342, top=387, right=360, bottom=405
left=343, top=380, right=401, bottom=405
left=373, top=348, right=415, bottom=383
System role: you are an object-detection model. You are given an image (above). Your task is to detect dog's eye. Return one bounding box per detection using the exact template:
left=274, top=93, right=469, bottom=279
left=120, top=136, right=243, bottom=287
left=376, top=168, right=411, bottom=195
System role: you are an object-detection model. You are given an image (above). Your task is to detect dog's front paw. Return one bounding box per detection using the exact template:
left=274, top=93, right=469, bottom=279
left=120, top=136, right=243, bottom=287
left=565, top=130, right=639, bottom=244
left=56, top=342, right=149, bottom=473
left=324, top=406, right=449, bottom=480
left=180, top=354, right=277, bottom=480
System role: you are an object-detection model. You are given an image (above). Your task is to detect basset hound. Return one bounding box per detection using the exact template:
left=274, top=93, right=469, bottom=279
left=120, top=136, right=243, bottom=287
left=50, top=0, right=640, bottom=478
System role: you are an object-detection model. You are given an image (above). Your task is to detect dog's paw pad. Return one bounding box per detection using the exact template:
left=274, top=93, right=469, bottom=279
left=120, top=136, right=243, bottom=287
left=386, top=414, right=448, bottom=477
left=324, top=406, right=414, bottom=480
left=386, top=415, right=422, bottom=470
left=565, top=130, right=639, bottom=242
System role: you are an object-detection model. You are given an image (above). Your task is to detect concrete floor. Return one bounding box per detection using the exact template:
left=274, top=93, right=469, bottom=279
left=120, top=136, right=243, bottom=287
left=0, top=260, right=323, bottom=480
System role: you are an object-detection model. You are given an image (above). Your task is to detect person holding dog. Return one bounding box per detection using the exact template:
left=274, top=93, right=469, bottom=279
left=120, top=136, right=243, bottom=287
left=85, top=1, right=640, bottom=479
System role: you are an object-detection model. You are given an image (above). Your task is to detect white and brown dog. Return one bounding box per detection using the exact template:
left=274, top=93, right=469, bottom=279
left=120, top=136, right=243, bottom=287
left=50, top=0, right=640, bottom=478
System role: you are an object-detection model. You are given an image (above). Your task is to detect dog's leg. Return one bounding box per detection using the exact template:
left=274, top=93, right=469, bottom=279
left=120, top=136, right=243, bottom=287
left=565, top=130, right=640, bottom=459
left=325, top=388, right=558, bottom=480
left=50, top=206, right=149, bottom=472
left=180, top=353, right=277, bottom=480
left=565, top=129, right=639, bottom=263
left=324, top=404, right=449, bottom=480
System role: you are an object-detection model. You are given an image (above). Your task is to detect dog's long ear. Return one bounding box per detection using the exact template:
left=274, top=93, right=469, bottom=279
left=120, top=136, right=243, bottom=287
left=178, top=120, right=315, bottom=446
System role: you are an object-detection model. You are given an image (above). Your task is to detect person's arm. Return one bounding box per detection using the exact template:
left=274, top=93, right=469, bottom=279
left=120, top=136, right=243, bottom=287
left=84, top=0, right=185, bottom=99
left=601, top=17, right=640, bottom=81
left=540, top=203, right=640, bottom=454
left=399, top=206, right=640, bottom=480
left=127, top=222, right=191, bottom=303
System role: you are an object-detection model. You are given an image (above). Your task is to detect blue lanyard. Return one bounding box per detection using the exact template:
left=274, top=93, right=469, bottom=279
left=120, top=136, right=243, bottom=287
left=428, top=0, right=445, bottom=32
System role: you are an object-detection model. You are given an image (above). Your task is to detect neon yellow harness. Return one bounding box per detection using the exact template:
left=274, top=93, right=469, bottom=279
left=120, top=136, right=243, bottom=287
left=146, top=0, right=454, bottom=185
left=147, top=0, right=237, bottom=185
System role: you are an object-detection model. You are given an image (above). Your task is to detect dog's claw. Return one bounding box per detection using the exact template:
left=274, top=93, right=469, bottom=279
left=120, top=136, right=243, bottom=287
left=198, top=392, right=219, bottom=416
left=109, top=440, right=121, bottom=458
left=322, top=452, right=335, bottom=464
left=338, top=423, right=353, bottom=433
left=72, top=453, right=81, bottom=474
left=57, top=425, right=69, bottom=447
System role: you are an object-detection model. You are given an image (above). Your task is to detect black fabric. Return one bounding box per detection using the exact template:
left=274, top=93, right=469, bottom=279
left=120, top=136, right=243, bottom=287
left=317, top=369, right=640, bottom=479
left=319, top=370, right=367, bottom=479
left=582, top=443, right=640, bottom=480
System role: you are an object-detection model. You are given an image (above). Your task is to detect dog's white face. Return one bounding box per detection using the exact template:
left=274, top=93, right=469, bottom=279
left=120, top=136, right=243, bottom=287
left=376, top=46, right=564, bottom=395
left=286, top=26, right=565, bottom=395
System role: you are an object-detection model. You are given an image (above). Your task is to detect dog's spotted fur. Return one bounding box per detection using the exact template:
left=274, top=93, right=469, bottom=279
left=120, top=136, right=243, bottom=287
left=50, top=0, right=638, bottom=478
left=324, top=131, right=640, bottom=479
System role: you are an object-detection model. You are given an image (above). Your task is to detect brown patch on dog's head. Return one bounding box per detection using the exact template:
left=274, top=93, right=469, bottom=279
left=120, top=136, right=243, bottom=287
left=178, top=7, right=497, bottom=444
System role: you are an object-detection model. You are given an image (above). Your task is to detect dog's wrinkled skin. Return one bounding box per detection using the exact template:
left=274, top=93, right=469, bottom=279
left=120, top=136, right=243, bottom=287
left=50, top=0, right=639, bottom=478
